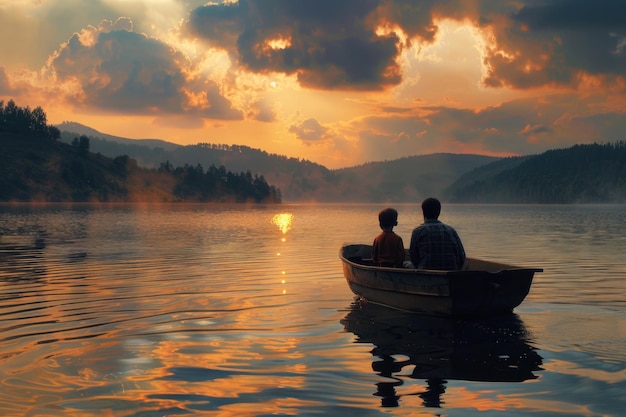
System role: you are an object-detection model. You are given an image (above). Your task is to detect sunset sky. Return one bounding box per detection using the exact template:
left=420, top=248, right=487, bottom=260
left=2, top=0, right=626, bottom=168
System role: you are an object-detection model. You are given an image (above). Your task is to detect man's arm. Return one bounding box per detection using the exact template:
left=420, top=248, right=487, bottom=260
left=452, top=229, right=466, bottom=268
left=409, top=228, right=420, bottom=268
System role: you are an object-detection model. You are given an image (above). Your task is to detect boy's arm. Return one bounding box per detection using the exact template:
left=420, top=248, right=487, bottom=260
left=371, top=237, right=379, bottom=262
left=398, top=236, right=405, bottom=263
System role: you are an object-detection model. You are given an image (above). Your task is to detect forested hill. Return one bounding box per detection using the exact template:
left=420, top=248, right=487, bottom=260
left=55, top=115, right=626, bottom=204
left=58, top=122, right=331, bottom=201
left=445, top=142, right=626, bottom=203
left=1, top=100, right=281, bottom=203
left=58, top=123, right=497, bottom=202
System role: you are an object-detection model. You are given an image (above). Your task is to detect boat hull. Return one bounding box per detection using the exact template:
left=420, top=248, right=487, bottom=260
left=340, top=244, right=542, bottom=317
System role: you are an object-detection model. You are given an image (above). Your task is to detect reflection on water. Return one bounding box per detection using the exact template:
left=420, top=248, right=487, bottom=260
left=272, top=213, right=293, bottom=235
left=0, top=203, right=624, bottom=416
left=341, top=301, right=543, bottom=408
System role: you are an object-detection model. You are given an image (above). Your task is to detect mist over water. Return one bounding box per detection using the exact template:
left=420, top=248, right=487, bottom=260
left=0, top=203, right=624, bottom=416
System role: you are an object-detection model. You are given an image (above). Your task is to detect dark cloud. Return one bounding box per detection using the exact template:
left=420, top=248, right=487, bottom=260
left=511, top=0, right=626, bottom=31
left=186, top=0, right=626, bottom=92
left=483, top=0, right=626, bottom=88
left=48, top=20, right=242, bottom=120
left=377, top=0, right=461, bottom=40
left=186, top=2, right=243, bottom=51
left=187, top=0, right=402, bottom=90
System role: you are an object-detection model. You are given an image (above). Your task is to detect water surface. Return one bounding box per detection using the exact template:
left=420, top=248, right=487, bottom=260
left=0, top=203, right=624, bottom=416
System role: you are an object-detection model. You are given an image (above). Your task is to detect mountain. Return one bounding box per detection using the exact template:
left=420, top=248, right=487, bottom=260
left=333, top=154, right=499, bottom=202
left=57, top=123, right=626, bottom=204
left=57, top=122, right=181, bottom=151
left=57, top=124, right=498, bottom=202
left=445, top=142, right=626, bottom=203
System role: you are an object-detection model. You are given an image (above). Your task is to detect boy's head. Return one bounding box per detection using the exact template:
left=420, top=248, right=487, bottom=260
left=378, top=208, right=398, bottom=229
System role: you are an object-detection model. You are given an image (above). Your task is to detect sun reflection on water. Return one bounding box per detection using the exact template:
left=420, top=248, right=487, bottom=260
left=272, top=213, right=293, bottom=295
left=271, top=213, right=293, bottom=235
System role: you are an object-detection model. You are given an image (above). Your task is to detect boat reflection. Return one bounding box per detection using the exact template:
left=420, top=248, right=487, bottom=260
left=341, top=301, right=544, bottom=408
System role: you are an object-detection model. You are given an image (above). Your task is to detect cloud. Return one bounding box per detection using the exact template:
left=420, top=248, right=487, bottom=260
left=249, top=98, right=276, bottom=122
left=0, top=67, right=12, bottom=94
left=202, top=81, right=244, bottom=119
left=381, top=106, right=413, bottom=113
left=5, top=0, right=626, bottom=167
left=183, top=0, right=626, bottom=95
left=482, top=0, right=626, bottom=90
left=520, top=124, right=550, bottom=136
left=186, top=0, right=403, bottom=90
left=44, top=18, right=243, bottom=119
left=346, top=114, right=434, bottom=162
left=347, top=92, right=626, bottom=160
left=288, top=117, right=332, bottom=143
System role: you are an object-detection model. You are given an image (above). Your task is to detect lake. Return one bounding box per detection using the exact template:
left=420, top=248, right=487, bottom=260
left=0, top=203, right=624, bottom=416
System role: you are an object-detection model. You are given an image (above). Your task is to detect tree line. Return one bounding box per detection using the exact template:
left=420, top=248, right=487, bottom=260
left=159, top=161, right=281, bottom=203
left=0, top=99, right=61, bottom=140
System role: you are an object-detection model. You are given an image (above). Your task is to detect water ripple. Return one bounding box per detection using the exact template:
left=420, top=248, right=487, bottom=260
left=0, top=203, right=624, bottom=416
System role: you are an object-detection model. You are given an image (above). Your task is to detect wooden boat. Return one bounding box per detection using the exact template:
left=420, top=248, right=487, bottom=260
left=340, top=244, right=543, bottom=317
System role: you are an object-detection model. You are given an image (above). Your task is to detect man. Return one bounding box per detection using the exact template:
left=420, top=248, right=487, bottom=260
left=409, top=197, right=466, bottom=270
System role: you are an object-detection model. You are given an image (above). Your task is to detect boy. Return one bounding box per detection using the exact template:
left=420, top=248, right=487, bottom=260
left=372, top=208, right=405, bottom=267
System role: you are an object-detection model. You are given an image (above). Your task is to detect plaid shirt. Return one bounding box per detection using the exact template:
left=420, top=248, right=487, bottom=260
left=409, top=219, right=466, bottom=270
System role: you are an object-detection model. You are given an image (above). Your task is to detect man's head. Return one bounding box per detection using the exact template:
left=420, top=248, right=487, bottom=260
left=421, top=197, right=441, bottom=220
left=378, top=208, right=398, bottom=229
